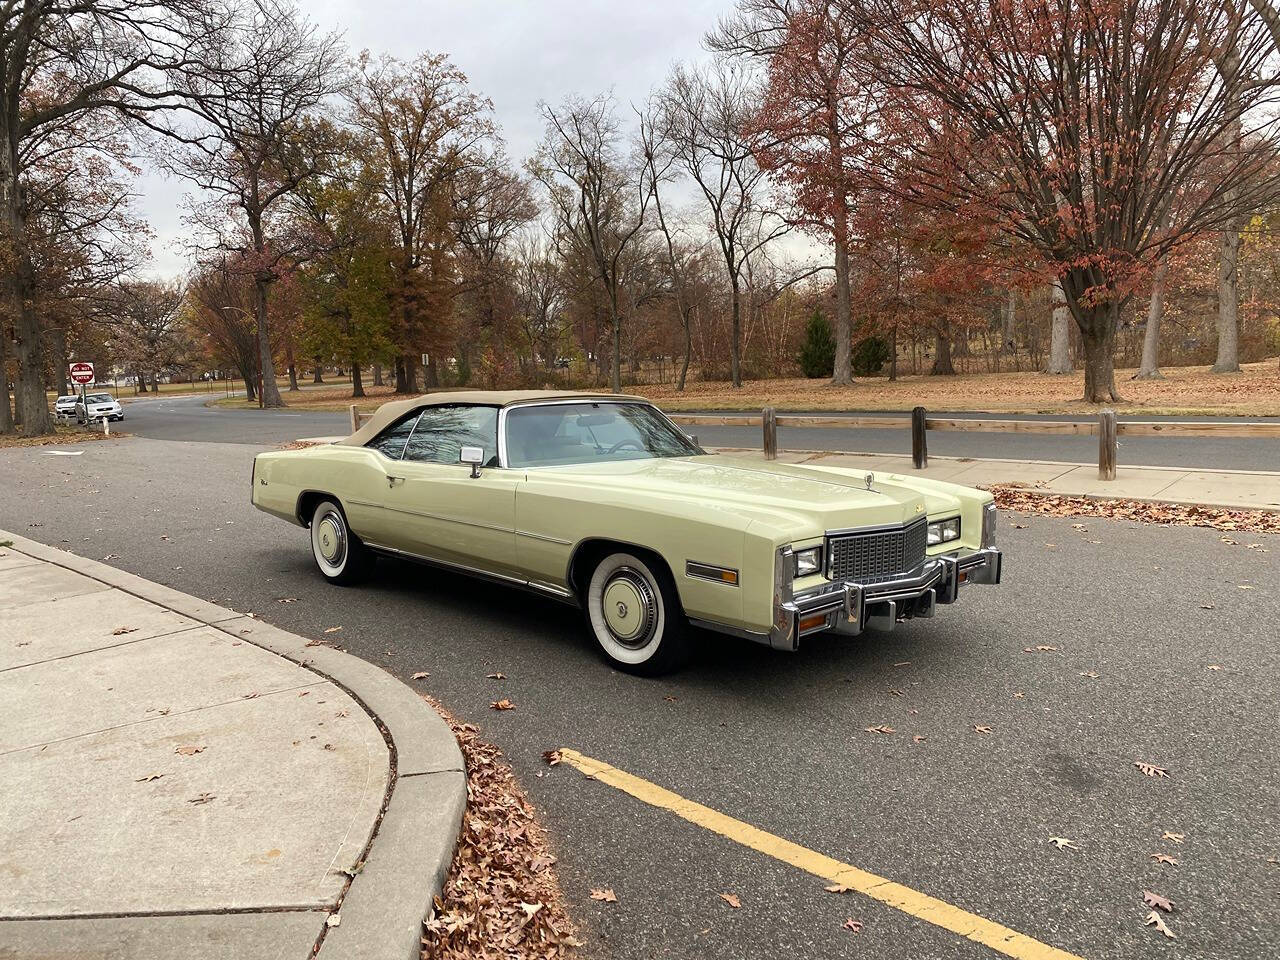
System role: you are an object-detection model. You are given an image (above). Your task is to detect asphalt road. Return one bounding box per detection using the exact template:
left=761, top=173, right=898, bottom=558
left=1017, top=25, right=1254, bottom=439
left=117, top=394, right=1280, bottom=470
left=3, top=423, right=1277, bottom=959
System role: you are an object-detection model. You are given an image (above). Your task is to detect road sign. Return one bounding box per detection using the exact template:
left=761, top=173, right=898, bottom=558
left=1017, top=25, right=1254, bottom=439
left=69, top=362, right=95, bottom=385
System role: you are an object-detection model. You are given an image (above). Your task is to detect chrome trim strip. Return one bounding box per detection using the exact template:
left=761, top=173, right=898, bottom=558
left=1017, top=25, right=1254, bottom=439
left=347, top=497, right=380, bottom=508
left=823, top=515, right=930, bottom=538
left=517, top=529, right=573, bottom=545
left=688, top=617, right=772, bottom=646
left=362, top=540, right=579, bottom=606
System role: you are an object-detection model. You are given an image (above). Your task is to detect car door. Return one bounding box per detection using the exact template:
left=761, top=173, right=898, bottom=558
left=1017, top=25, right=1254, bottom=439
left=382, top=405, right=520, bottom=578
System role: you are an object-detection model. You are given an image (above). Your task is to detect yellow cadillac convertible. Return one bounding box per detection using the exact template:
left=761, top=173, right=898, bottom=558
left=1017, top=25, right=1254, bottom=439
left=252, top=391, right=1002, bottom=674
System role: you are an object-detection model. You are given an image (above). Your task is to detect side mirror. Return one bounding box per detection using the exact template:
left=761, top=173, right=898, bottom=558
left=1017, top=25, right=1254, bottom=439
left=460, top=446, right=484, bottom=479
left=687, top=433, right=699, bottom=447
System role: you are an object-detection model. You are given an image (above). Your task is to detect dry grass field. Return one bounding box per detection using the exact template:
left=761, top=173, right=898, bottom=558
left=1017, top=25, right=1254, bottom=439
left=207, top=358, right=1280, bottom=417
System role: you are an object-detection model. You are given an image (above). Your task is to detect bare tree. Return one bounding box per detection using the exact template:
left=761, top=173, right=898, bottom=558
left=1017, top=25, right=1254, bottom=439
left=0, top=0, right=211, bottom=434
left=511, top=232, right=564, bottom=369
left=187, top=258, right=262, bottom=400
left=530, top=94, right=650, bottom=393
left=660, top=61, right=789, bottom=388
left=163, top=0, right=343, bottom=408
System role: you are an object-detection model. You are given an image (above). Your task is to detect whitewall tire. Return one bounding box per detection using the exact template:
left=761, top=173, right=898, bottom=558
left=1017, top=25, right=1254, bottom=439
left=586, top=552, right=688, bottom=675
left=310, top=500, right=372, bottom=585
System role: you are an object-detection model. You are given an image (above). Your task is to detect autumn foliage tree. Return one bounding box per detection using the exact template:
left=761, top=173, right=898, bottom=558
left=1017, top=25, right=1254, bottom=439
left=860, top=0, right=1280, bottom=402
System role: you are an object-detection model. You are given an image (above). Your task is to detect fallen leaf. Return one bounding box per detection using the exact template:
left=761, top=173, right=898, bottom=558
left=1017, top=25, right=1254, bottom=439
left=912, top=735, right=926, bottom=743
left=1135, top=761, right=1168, bottom=778
left=1162, top=832, right=1184, bottom=844
left=863, top=724, right=895, bottom=734
left=102, top=553, right=120, bottom=560
left=241, top=692, right=259, bottom=699
left=1221, top=536, right=1238, bottom=544
left=486, top=672, right=506, bottom=679
left=889, top=688, right=904, bottom=697
left=323, top=626, right=342, bottom=634
left=719, top=893, right=741, bottom=909
left=174, top=745, right=205, bottom=756
left=1048, top=837, right=1078, bottom=850
left=542, top=750, right=562, bottom=766
left=491, top=699, right=515, bottom=711
left=134, top=773, right=164, bottom=782
left=843, top=918, right=863, bottom=933
left=663, top=694, right=678, bottom=701
left=974, top=725, right=993, bottom=734
left=1199, top=602, right=1216, bottom=610
left=1239, top=584, right=1255, bottom=590
left=1012, top=691, right=1025, bottom=699
left=519, top=901, right=544, bottom=919
left=590, top=888, right=618, bottom=903
left=893, top=661, right=911, bottom=667
left=1151, top=853, right=1179, bottom=865
left=187, top=792, right=215, bottom=805
left=326, top=913, right=341, bottom=928
left=1079, top=671, right=1099, bottom=678
left=825, top=883, right=852, bottom=894
left=276, top=597, right=298, bottom=604
left=1024, top=644, right=1058, bottom=652
left=1143, top=891, right=1174, bottom=912
left=1071, top=523, right=1087, bottom=531
left=111, top=627, right=138, bottom=636
left=1145, top=910, right=1176, bottom=939
left=411, top=671, right=430, bottom=680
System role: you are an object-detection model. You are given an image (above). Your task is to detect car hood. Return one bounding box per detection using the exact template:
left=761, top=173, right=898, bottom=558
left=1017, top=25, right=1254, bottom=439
left=527, top=454, right=960, bottom=536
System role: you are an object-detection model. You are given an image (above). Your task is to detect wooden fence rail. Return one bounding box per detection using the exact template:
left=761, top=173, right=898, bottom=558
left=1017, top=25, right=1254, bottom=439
left=668, top=408, right=1280, bottom=481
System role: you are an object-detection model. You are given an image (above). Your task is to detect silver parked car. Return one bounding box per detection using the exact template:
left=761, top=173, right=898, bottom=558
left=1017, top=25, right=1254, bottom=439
left=54, top=395, right=79, bottom=419
left=76, top=392, right=124, bottom=423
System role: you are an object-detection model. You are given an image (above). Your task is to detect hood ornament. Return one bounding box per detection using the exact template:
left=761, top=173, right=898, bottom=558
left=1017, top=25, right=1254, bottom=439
left=864, top=472, right=875, bottom=490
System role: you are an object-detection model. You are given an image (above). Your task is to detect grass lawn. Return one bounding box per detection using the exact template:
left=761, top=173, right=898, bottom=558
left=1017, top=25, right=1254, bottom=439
left=202, top=358, right=1280, bottom=418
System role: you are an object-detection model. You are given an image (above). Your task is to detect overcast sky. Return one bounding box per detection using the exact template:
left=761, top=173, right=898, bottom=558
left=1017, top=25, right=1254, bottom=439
left=140, top=0, right=728, bottom=278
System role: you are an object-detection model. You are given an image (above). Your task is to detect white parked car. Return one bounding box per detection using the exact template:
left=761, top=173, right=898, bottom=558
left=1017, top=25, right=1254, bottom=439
left=54, top=395, right=79, bottom=419
left=76, top=392, right=124, bottom=423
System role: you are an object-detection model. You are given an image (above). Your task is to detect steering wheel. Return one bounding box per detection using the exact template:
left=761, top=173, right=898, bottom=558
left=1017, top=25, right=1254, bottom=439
left=606, top=440, right=644, bottom=455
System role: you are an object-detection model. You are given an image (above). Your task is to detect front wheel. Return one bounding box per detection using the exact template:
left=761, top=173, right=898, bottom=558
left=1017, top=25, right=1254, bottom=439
left=585, top=552, right=689, bottom=675
left=310, top=499, right=373, bottom=585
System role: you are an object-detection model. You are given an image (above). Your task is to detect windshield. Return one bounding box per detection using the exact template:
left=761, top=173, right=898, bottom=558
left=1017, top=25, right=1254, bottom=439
left=85, top=394, right=113, bottom=403
left=505, top=402, right=699, bottom=467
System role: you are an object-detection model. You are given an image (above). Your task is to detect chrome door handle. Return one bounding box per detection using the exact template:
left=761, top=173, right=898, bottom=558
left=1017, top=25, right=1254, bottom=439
left=387, top=475, right=404, bottom=487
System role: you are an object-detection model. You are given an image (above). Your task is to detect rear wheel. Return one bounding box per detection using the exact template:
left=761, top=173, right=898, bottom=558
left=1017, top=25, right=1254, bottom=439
left=310, top=500, right=373, bottom=585
left=585, top=551, right=689, bottom=675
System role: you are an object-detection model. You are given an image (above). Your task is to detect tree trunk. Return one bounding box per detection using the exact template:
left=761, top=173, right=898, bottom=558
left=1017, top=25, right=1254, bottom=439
left=1213, top=223, right=1242, bottom=373
left=0, top=316, right=13, bottom=434
left=1002, top=289, right=1017, bottom=357
left=424, top=355, right=439, bottom=389
left=889, top=325, right=898, bottom=382
left=5, top=175, right=52, bottom=435
left=931, top=329, right=956, bottom=375
left=729, top=281, right=742, bottom=389
left=372, top=363, right=383, bottom=386
left=1046, top=281, right=1074, bottom=374
left=350, top=360, right=365, bottom=398
left=136, top=368, right=148, bottom=393
left=831, top=243, right=853, bottom=385
left=312, top=357, right=323, bottom=384
left=609, top=301, right=622, bottom=393
left=678, top=307, right=692, bottom=391
left=287, top=363, right=299, bottom=391
left=1135, top=257, right=1170, bottom=380
left=254, top=276, right=284, bottom=407
left=393, top=355, right=409, bottom=393
left=1079, top=304, right=1121, bottom=403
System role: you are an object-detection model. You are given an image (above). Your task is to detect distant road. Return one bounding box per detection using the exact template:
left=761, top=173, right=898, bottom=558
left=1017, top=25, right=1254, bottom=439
left=118, top=394, right=1280, bottom=471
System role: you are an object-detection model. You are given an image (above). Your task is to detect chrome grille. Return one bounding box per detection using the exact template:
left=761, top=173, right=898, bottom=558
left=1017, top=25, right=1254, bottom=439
left=827, top=518, right=928, bottom=584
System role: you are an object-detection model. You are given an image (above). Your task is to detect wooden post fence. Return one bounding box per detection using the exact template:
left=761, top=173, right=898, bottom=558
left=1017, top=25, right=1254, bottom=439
left=763, top=406, right=778, bottom=461
left=1098, top=409, right=1117, bottom=480
left=911, top=406, right=928, bottom=469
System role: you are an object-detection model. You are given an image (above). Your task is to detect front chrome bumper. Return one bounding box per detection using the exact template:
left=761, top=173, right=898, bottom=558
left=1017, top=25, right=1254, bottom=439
left=766, top=546, right=1002, bottom=651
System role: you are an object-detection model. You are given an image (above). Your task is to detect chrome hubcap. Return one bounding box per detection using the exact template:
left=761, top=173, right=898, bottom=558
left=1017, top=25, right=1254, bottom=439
left=316, top=515, right=344, bottom=564
left=601, top=569, right=656, bottom=648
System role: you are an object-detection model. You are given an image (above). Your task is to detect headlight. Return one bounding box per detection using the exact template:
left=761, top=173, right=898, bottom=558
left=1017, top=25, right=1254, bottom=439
left=927, top=517, right=961, bottom=546
left=794, top=546, right=822, bottom=577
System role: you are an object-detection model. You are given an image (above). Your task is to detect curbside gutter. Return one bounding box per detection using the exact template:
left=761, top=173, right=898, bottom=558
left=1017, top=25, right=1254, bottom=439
left=0, top=529, right=465, bottom=960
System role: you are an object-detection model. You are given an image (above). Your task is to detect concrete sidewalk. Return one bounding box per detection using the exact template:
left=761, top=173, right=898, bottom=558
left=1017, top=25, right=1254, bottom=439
left=0, top=531, right=464, bottom=960
left=712, top=448, right=1280, bottom=512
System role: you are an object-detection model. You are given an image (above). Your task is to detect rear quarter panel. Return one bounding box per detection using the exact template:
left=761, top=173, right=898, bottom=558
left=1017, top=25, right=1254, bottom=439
left=252, top=446, right=391, bottom=538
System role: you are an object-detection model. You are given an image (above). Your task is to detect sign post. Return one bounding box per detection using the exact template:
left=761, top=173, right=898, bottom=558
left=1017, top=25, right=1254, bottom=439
left=68, top=363, right=94, bottom=424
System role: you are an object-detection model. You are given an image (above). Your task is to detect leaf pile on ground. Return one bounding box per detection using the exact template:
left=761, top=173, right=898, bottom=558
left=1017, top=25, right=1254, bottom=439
left=421, top=697, right=580, bottom=960
left=636, top=359, right=1280, bottom=415
left=0, top=426, right=124, bottom=449
left=985, top=486, right=1280, bottom=535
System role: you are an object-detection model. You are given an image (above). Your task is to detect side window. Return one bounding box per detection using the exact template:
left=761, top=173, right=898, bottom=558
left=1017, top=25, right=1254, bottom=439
left=365, top=412, right=421, bottom=460
left=402, top=405, right=499, bottom=466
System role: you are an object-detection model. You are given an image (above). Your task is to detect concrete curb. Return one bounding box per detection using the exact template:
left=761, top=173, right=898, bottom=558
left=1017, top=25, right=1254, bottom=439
left=0, top=529, right=465, bottom=960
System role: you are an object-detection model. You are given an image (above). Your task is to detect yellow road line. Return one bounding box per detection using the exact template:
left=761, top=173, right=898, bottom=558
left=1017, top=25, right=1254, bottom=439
left=558, top=748, right=1084, bottom=960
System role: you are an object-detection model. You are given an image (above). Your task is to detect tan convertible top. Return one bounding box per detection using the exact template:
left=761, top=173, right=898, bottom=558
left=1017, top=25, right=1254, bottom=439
left=337, top=389, right=646, bottom=446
